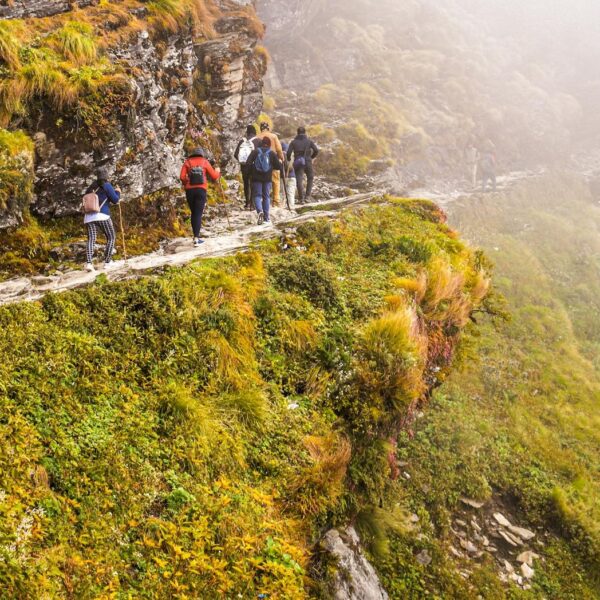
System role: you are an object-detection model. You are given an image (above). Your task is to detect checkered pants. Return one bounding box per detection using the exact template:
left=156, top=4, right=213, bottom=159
left=86, top=219, right=116, bottom=264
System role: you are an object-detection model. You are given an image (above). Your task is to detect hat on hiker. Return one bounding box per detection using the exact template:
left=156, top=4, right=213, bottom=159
left=260, top=122, right=270, bottom=132
left=189, top=147, right=205, bottom=158
left=246, top=125, right=257, bottom=137
left=261, top=137, right=272, bottom=148
left=96, top=167, right=109, bottom=182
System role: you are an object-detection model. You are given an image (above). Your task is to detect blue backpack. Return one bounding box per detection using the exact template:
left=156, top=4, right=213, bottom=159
left=254, top=148, right=271, bottom=173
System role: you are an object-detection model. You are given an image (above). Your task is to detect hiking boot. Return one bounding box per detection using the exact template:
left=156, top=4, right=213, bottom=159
left=193, top=237, right=204, bottom=248
left=85, top=263, right=95, bottom=273
left=257, top=211, right=264, bottom=225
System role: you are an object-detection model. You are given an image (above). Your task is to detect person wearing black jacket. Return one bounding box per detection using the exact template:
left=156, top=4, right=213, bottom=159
left=246, top=137, right=282, bottom=224
left=286, top=127, right=319, bottom=203
left=234, top=125, right=260, bottom=209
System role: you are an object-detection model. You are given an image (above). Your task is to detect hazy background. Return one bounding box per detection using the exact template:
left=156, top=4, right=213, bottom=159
left=259, top=0, right=600, bottom=188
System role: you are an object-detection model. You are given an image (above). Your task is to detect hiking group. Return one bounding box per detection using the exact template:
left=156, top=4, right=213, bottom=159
left=82, top=122, right=319, bottom=269
left=234, top=123, right=319, bottom=221
left=465, top=139, right=497, bottom=192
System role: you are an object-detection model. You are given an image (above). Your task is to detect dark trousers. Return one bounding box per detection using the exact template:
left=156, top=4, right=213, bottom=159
left=186, top=188, right=207, bottom=237
left=295, top=163, right=314, bottom=201
left=481, top=171, right=497, bottom=192
left=241, top=164, right=253, bottom=208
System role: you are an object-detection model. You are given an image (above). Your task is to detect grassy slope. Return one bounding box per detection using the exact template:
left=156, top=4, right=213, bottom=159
left=370, top=174, right=600, bottom=598
left=0, top=200, right=488, bottom=598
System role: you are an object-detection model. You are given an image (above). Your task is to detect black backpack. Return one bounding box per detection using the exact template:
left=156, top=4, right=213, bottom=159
left=189, top=164, right=205, bottom=186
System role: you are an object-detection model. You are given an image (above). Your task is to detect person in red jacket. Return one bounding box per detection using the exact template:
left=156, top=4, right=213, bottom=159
left=180, top=147, right=221, bottom=247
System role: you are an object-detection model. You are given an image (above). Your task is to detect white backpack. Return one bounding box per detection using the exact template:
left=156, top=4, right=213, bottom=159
left=238, top=138, right=255, bottom=164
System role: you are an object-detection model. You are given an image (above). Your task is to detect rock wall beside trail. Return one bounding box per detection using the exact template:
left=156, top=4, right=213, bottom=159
left=0, top=0, right=95, bottom=20
left=0, top=1, right=266, bottom=227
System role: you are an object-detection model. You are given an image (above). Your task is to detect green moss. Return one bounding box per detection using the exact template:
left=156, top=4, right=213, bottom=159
left=0, top=201, right=486, bottom=596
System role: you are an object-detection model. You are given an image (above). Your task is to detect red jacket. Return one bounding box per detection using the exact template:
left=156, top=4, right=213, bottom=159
left=180, top=156, right=219, bottom=190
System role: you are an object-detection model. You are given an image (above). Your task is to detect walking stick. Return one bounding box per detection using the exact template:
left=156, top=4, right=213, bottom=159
left=217, top=177, right=232, bottom=230
left=118, top=201, right=128, bottom=262
left=281, top=163, right=291, bottom=211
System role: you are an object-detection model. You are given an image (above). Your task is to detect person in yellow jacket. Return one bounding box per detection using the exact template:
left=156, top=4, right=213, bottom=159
left=259, top=122, right=284, bottom=206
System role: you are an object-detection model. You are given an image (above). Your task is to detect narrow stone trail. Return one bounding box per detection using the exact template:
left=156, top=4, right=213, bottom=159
left=0, top=192, right=382, bottom=306
left=0, top=165, right=549, bottom=307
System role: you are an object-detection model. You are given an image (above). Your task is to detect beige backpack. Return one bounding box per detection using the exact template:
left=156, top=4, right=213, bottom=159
left=82, top=187, right=107, bottom=214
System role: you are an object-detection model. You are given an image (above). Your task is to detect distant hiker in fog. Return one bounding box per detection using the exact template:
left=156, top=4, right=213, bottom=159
left=180, top=147, right=221, bottom=247
left=479, top=141, right=497, bottom=192
left=287, top=127, right=319, bottom=204
left=235, top=125, right=260, bottom=210
left=82, top=168, right=121, bottom=273
left=259, top=122, right=285, bottom=207
left=246, top=137, right=282, bottom=225
left=281, top=141, right=297, bottom=209
left=465, top=144, right=479, bottom=188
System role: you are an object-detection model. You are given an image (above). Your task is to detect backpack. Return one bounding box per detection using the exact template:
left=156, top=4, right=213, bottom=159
left=188, top=162, right=205, bottom=186
left=82, top=187, right=107, bottom=214
left=254, top=148, right=271, bottom=174
left=238, top=138, right=255, bottom=164
left=293, top=141, right=310, bottom=171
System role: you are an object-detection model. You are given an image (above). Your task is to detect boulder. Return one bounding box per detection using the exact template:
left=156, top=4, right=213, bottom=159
left=322, top=527, right=389, bottom=600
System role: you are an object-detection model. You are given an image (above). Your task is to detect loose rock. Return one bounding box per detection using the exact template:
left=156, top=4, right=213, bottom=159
left=493, top=513, right=512, bottom=528
left=517, top=551, right=540, bottom=566
left=416, top=550, right=432, bottom=566
left=521, top=563, right=535, bottom=579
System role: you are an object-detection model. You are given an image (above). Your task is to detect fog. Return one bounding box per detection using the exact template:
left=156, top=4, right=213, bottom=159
left=260, top=0, right=600, bottom=171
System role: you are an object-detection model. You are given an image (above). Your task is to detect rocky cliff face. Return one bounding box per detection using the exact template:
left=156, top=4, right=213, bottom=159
left=0, top=0, right=266, bottom=228
left=0, top=0, right=94, bottom=20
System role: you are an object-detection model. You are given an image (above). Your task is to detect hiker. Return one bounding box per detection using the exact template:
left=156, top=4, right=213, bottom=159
left=479, top=150, right=497, bottom=192
left=246, top=137, right=282, bottom=225
left=234, top=125, right=259, bottom=209
left=465, top=144, right=479, bottom=188
left=286, top=127, right=319, bottom=204
left=180, top=147, right=221, bottom=247
left=281, top=141, right=297, bottom=209
left=83, top=167, right=121, bottom=272
left=258, top=122, right=285, bottom=207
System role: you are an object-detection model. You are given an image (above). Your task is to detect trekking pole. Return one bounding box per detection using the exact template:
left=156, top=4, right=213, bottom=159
left=281, top=163, right=291, bottom=211
left=217, top=177, right=232, bottom=230
left=117, top=201, right=128, bottom=262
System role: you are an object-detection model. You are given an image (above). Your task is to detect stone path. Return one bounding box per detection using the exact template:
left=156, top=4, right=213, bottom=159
left=0, top=192, right=382, bottom=306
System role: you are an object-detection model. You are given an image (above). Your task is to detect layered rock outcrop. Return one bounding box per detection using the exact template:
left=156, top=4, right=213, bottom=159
left=0, top=0, right=95, bottom=20
left=0, top=1, right=266, bottom=227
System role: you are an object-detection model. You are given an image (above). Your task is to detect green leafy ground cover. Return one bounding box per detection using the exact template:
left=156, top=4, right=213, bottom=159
left=368, top=174, right=600, bottom=598
left=0, top=200, right=488, bottom=598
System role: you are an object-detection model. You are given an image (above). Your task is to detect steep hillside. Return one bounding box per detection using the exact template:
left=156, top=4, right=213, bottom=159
left=0, top=200, right=489, bottom=597
left=365, top=174, right=600, bottom=598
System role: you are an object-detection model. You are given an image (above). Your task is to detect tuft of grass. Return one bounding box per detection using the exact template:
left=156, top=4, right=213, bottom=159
left=50, top=21, right=98, bottom=65
left=0, top=129, right=35, bottom=215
